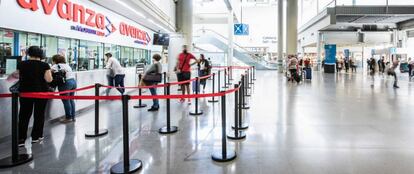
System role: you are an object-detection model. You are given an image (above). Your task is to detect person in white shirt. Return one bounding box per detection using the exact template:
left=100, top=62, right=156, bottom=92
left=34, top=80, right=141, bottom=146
left=51, top=54, right=77, bottom=123
left=105, top=53, right=125, bottom=94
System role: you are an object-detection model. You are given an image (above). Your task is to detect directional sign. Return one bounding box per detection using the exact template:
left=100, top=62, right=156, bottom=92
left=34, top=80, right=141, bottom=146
left=234, top=24, right=249, bottom=35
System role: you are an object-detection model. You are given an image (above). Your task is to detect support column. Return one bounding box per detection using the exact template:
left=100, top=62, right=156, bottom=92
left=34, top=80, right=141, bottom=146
left=277, top=0, right=284, bottom=73
left=176, top=0, right=193, bottom=49
left=286, top=0, right=298, bottom=56
left=228, top=10, right=234, bottom=66
left=316, top=32, right=322, bottom=71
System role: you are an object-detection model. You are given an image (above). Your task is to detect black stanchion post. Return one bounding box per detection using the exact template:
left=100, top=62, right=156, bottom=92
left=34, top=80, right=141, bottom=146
left=190, top=77, right=203, bottom=115
left=212, top=92, right=237, bottom=162
left=229, top=66, right=233, bottom=81
left=111, top=95, right=142, bottom=173
left=227, top=84, right=246, bottom=140
left=241, top=75, right=250, bottom=110
left=245, top=71, right=251, bottom=97
left=0, top=93, right=33, bottom=168
left=246, top=70, right=251, bottom=90
left=159, top=83, right=178, bottom=134
left=223, top=69, right=228, bottom=89
left=218, top=70, right=221, bottom=93
left=249, top=67, right=254, bottom=85
left=233, top=81, right=249, bottom=130
left=253, top=66, right=256, bottom=81
left=226, top=67, right=232, bottom=85
left=85, top=83, right=108, bottom=137
left=134, top=74, right=147, bottom=109
left=208, top=73, right=219, bottom=103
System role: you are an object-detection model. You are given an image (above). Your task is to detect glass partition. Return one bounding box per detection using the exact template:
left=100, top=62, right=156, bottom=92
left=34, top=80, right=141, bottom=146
left=0, top=30, right=14, bottom=75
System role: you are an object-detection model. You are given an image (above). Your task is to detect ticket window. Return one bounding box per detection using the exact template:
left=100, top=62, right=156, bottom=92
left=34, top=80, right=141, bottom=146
left=0, top=30, right=14, bottom=76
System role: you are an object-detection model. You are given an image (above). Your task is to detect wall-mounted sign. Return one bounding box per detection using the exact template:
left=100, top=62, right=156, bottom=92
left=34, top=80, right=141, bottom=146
left=234, top=24, right=249, bottom=36
left=262, top=36, right=277, bottom=44
left=0, top=0, right=154, bottom=48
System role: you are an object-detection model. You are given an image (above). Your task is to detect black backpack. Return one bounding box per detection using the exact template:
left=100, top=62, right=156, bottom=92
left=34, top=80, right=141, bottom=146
left=51, top=65, right=67, bottom=87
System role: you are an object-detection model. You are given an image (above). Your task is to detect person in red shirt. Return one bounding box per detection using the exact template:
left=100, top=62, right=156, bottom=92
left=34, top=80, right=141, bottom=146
left=175, top=45, right=199, bottom=104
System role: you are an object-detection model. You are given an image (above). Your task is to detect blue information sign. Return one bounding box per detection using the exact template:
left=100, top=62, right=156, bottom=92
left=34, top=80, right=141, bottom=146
left=234, top=24, right=249, bottom=35
left=324, top=44, right=336, bottom=65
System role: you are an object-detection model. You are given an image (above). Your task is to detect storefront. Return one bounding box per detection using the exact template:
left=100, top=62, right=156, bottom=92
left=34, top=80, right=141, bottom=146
left=0, top=0, right=161, bottom=76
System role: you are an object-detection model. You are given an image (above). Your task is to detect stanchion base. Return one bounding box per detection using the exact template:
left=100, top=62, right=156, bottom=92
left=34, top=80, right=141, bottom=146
left=222, top=86, right=229, bottom=89
left=249, top=83, right=254, bottom=85
left=0, top=154, right=33, bottom=168
left=159, top=126, right=178, bottom=134
left=245, top=94, right=251, bottom=97
left=226, top=83, right=232, bottom=85
left=110, top=159, right=142, bottom=174
left=189, top=109, right=203, bottom=116
left=227, top=131, right=246, bottom=140
left=85, top=129, right=108, bottom=138
left=211, top=150, right=237, bottom=162
left=133, top=104, right=147, bottom=108
left=208, top=99, right=219, bottom=103
left=232, top=123, right=249, bottom=130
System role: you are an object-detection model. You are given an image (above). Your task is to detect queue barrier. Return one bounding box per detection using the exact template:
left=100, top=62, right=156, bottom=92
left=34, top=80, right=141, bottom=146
left=0, top=65, right=256, bottom=171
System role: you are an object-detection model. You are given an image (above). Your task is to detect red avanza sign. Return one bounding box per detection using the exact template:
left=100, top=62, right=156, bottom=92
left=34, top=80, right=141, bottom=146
left=16, top=0, right=151, bottom=44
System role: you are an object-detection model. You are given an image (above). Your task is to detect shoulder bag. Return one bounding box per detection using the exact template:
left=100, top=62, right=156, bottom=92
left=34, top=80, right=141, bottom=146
left=143, top=63, right=162, bottom=83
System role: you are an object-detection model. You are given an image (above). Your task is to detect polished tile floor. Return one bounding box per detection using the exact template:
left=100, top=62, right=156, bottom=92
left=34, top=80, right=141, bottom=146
left=1, top=70, right=414, bottom=174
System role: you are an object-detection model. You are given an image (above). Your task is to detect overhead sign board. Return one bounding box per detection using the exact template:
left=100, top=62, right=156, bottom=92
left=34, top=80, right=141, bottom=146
left=234, top=24, right=249, bottom=36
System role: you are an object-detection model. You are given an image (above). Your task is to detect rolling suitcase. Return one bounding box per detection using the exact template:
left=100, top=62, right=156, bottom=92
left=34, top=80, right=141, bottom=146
left=305, top=68, right=312, bottom=80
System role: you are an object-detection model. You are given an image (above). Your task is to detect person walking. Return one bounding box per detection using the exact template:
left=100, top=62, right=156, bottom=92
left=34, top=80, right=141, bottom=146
left=8, top=46, right=53, bottom=146
left=197, top=54, right=211, bottom=93
left=142, top=54, right=163, bottom=112
left=388, top=58, right=400, bottom=88
left=51, top=54, right=77, bottom=123
left=105, top=53, right=125, bottom=94
left=380, top=56, right=386, bottom=74
left=288, top=55, right=299, bottom=83
left=369, top=57, right=376, bottom=86
left=408, top=58, right=414, bottom=78
left=175, top=45, right=199, bottom=105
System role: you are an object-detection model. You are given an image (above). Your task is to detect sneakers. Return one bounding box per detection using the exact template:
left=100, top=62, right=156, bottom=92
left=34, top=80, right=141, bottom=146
left=394, top=85, right=400, bottom=89
left=60, top=118, right=75, bottom=124
left=31, top=137, right=44, bottom=144
left=18, top=140, right=25, bottom=147
left=147, top=107, right=159, bottom=112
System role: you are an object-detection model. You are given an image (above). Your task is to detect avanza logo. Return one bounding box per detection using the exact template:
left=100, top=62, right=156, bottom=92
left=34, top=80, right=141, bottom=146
left=17, top=0, right=106, bottom=30
left=119, top=22, right=151, bottom=45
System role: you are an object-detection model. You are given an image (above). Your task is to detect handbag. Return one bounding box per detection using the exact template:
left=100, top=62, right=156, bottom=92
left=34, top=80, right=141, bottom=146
left=9, top=81, right=20, bottom=93
left=143, top=63, right=162, bottom=83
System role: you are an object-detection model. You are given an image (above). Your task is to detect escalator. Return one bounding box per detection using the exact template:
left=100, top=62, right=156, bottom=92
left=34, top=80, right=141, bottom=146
left=193, top=29, right=277, bottom=70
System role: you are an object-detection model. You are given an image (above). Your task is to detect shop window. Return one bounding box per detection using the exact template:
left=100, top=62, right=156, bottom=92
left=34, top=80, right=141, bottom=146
left=0, top=30, right=14, bottom=76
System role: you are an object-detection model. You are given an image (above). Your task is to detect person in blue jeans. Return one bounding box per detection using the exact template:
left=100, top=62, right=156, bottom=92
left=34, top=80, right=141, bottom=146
left=142, top=54, right=162, bottom=112
left=51, top=55, right=77, bottom=123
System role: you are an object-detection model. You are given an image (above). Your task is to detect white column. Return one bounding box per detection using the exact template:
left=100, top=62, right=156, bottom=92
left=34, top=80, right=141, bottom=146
left=316, top=32, right=322, bottom=71
left=277, top=0, right=284, bottom=73
left=228, top=10, right=234, bottom=66
left=286, top=0, right=298, bottom=56
left=176, top=0, right=193, bottom=49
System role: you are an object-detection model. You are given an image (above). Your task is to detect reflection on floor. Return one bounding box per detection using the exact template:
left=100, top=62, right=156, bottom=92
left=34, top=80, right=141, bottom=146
left=1, top=70, right=414, bottom=174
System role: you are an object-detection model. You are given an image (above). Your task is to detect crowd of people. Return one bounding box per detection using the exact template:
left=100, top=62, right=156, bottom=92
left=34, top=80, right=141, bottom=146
left=6, top=45, right=213, bottom=147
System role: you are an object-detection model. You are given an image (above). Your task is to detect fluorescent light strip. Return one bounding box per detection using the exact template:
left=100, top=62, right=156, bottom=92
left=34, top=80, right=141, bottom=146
left=147, top=18, right=168, bottom=32
left=114, top=0, right=146, bottom=18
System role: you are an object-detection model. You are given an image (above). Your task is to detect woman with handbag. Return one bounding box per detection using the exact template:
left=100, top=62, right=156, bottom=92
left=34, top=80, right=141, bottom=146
left=8, top=46, right=53, bottom=146
left=51, top=54, right=77, bottom=123
left=142, top=54, right=163, bottom=112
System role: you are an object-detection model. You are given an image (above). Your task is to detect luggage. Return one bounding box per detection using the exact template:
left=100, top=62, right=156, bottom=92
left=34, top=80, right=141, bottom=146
left=304, top=68, right=312, bottom=80
left=192, top=80, right=200, bottom=93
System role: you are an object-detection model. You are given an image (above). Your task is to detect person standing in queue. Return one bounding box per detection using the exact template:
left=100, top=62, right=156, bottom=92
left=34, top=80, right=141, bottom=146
left=142, top=54, right=163, bottom=112
left=288, top=55, right=299, bottom=83
left=105, top=53, right=125, bottom=94
left=175, top=45, right=199, bottom=105
left=198, top=54, right=211, bottom=93
left=51, top=54, right=77, bottom=123
left=8, top=46, right=53, bottom=146
left=369, top=57, right=376, bottom=86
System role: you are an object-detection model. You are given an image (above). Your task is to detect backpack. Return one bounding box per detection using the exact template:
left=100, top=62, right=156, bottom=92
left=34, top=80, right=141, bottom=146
left=51, top=65, right=67, bottom=87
